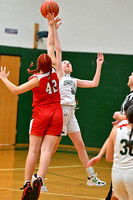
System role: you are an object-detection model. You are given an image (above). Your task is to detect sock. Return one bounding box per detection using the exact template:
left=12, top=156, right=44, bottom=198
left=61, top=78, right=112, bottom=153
left=86, top=167, right=95, bottom=178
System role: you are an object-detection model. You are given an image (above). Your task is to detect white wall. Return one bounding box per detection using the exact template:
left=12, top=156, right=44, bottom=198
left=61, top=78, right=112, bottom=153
left=0, top=0, right=133, bottom=54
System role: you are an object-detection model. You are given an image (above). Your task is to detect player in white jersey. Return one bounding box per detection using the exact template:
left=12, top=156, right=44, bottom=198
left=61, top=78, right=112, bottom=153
left=105, top=73, right=133, bottom=200
left=59, top=74, right=77, bottom=106
left=47, top=14, right=106, bottom=187
left=32, top=14, right=106, bottom=191
left=87, top=101, right=133, bottom=200
left=106, top=105, right=133, bottom=200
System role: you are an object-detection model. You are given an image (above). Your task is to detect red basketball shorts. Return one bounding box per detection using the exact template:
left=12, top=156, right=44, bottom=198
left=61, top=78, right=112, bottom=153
left=29, top=103, right=63, bottom=137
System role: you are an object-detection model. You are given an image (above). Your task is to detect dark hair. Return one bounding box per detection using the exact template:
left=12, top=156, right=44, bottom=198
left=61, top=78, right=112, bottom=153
left=27, top=53, right=52, bottom=78
left=124, top=100, right=133, bottom=112
left=126, top=105, right=133, bottom=149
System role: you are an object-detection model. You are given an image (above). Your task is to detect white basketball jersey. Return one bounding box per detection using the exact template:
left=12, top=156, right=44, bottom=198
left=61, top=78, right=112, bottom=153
left=113, top=126, right=133, bottom=169
left=59, top=74, right=77, bottom=106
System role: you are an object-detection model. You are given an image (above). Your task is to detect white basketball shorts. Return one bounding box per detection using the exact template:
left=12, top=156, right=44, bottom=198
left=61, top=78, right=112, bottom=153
left=112, top=167, right=133, bottom=200
left=61, top=105, right=80, bottom=136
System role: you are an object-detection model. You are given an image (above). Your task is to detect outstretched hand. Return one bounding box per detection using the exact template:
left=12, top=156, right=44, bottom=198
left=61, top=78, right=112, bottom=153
left=46, top=13, right=55, bottom=25
left=97, top=53, right=104, bottom=65
left=54, top=17, right=62, bottom=29
left=46, top=13, right=62, bottom=30
left=87, top=155, right=101, bottom=167
left=0, top=66, right=10, bottom=80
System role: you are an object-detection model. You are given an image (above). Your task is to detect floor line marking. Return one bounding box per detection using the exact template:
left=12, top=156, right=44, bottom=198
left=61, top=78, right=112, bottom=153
left=0, top=187, right=104, bottom=200
left=0, top=165, right=111, bottom=171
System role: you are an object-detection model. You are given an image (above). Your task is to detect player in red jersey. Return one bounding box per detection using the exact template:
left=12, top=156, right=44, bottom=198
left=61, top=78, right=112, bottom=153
left=0, top=52, right=63, bottom=199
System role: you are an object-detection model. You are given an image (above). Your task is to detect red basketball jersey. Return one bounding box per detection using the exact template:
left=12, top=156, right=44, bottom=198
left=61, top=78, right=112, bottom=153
left=29, top=68, right=60, bottom=107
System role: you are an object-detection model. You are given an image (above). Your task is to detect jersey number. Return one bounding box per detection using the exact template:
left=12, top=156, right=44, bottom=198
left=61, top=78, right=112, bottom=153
left=120, top=139, right=133, bottom=156
left=46, top=80, right=58, bottom=94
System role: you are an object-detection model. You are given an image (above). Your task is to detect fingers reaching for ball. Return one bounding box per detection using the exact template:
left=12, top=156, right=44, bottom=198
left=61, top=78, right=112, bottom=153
left=46, top=13, right=55, bottom=25
left=46, top=12, right=62, bottom=29
left=54, top=17, right=62, bottom=29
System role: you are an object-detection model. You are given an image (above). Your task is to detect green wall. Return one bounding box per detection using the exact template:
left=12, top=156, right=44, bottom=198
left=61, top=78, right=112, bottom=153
left=0, top=45, right=132, bottom=148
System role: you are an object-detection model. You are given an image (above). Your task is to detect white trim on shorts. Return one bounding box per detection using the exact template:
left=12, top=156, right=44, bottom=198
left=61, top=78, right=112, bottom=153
left=29, top=118, right=34, bottom=134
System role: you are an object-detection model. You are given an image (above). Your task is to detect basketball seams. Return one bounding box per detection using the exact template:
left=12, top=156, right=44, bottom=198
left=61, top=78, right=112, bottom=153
left=41, top=0, right=59, bottom=18
left=48, top=3, right=53, bottom=15
left=53, top=2, right=59, bottom=17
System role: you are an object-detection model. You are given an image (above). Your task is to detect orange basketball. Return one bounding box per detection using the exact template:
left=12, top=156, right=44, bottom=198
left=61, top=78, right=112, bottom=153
left=40, top=0, right=59, bottom=18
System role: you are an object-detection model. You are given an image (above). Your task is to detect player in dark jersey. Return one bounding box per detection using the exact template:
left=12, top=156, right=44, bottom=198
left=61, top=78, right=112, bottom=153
left=0, top=53, right=63, bottom=199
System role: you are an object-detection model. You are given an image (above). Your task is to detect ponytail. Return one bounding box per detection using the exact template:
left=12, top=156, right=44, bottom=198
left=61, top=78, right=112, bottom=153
left=27, top=62, right=40, bottom=74
left=27, top=54, right=52, bottom=75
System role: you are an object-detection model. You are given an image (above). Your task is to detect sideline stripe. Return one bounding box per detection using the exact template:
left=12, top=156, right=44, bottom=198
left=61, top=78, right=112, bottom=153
left=0, top=187, right=104, bottom=200
left=45, top=192, right=104, bottom=199
left=0, top=165, right=111, bottom=171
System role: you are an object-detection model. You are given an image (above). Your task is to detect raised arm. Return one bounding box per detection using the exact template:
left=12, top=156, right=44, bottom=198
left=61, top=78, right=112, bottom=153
left=0, top=66, right=39, bottom=95
left=54, top=17, right=64, bottom=79
left=47, top=13, right=56, bottom=67
left=77, top=53, right=104, bottom=88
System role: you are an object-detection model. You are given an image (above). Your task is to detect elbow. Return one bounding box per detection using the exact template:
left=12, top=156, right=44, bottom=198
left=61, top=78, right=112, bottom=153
left=91, top=83, right=99, bottom=88
left=12, top=89, right=19, bottom=95
left=56, top=47, right=62, bottom=53
left=106, top=157, right=112, bottom=162
left=106, top=155, right=113, bottom=162
left=94, top=83, right=99, bottom=87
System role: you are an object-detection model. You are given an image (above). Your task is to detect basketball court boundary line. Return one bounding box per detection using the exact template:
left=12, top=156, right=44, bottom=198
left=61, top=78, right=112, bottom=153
left=0, top=165, right=111, bottom=171
left=0, top=186, right=104, bottom=200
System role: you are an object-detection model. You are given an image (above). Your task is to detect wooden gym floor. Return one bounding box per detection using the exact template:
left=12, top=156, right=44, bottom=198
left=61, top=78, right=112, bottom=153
left=0, top=145, right=112, bottom=200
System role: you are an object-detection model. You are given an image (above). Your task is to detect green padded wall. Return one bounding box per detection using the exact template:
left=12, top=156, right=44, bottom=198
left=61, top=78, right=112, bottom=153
left=59, top=52, right=133, bottom=147
left=0, top=45, right=133, bottom=148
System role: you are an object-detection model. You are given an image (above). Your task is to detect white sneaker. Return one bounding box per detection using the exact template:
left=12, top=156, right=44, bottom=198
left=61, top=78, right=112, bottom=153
left=32, top=173, right=37, bottom=182
left=32, top=173, right=48, bottom=192
left=40, top=183, right=48, bottom=192
left=87, top=173, right=106, bottom=187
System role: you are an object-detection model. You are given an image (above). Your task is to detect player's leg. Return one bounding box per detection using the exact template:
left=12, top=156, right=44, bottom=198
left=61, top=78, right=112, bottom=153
left=30, top=135, right=59, bottom=200
left=31, top=104, right=63, bottom=198
left=51, top=105, right=70, bottom=155
left=68, top=131, right=89, bottom=167
left=51, top=136, right=62, bottom=155
left=67, top=110, right=106, bottom=186
left=21, top=134, right=43, bottom=200
left=68, top=131, right=106, bottom=186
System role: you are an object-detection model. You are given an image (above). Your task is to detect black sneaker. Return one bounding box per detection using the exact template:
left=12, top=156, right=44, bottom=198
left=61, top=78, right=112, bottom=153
left=21, top=182, right=32, bottom=200
left=30, top=177, right=42, bottom=200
